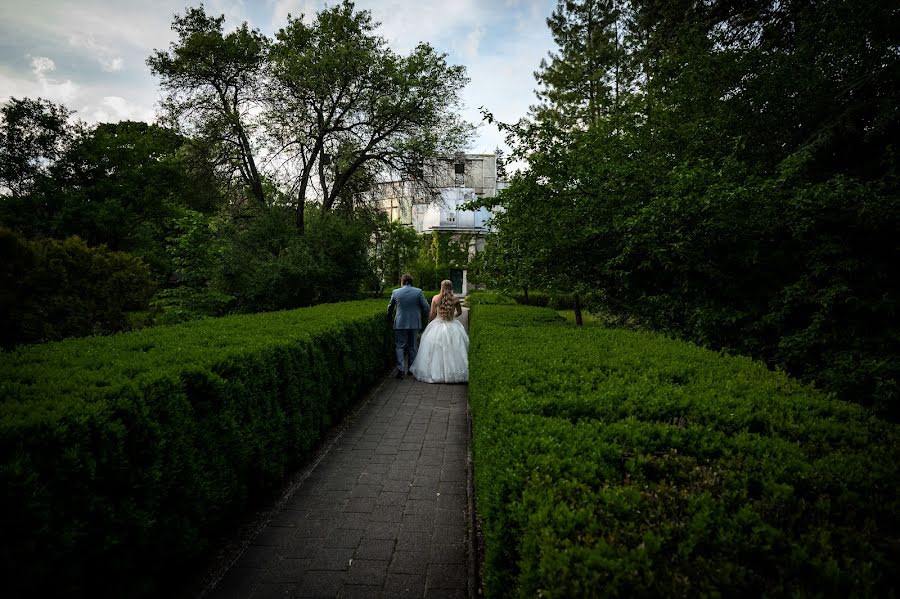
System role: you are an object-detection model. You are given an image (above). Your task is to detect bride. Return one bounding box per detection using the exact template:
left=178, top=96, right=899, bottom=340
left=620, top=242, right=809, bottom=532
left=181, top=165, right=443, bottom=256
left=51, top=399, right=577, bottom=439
left=410, top=279, right=469, bottom=383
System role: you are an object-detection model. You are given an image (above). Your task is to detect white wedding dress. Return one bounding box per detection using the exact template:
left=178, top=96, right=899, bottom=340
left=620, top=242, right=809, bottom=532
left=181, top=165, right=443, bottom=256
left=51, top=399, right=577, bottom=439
left=410, top=308, right=469, bottom=383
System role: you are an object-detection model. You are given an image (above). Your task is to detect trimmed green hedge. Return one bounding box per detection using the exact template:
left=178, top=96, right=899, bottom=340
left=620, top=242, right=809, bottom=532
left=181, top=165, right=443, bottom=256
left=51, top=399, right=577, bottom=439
left=0, top=299, right=393, bottom=597
left=464, top=291, right=516, bottom=306
left=469, top=305, right=899, bottom=598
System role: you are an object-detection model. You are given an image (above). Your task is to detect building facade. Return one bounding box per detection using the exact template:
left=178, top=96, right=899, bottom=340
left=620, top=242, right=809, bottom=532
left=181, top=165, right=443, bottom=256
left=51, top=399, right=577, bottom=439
left=379, top=153, right=505, bottom=293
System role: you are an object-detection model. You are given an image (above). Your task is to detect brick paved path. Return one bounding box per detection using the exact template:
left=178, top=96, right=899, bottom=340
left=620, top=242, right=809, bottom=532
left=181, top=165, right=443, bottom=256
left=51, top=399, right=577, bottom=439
left=207, top=311, right=472, bottom=599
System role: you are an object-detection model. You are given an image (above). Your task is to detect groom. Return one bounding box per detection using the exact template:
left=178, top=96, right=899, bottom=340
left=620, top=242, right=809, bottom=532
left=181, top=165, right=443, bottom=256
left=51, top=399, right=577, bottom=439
left=387, top=273, right=430, bottom=378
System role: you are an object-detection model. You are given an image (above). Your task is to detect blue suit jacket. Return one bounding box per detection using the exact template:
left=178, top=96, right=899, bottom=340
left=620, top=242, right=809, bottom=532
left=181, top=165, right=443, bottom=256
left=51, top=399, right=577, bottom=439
left=388, top=284, right=430, bottom=330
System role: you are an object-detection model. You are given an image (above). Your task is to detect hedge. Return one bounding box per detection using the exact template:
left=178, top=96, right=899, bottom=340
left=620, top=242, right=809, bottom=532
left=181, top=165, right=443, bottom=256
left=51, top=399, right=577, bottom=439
left=469, top=304, right=899, bottom=598
left=0, top=299, right=393, bottom=597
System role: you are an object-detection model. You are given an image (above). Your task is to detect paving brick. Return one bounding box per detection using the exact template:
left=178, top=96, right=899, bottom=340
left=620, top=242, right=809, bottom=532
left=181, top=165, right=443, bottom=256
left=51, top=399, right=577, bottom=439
left=376, top=491, right=408, bottom=506
left=429, top=540, right=466, bottom=565
left=410, top=486, right=440, bottom=501
left=395, top=529, right=432, bottom=552
left=339, top=583, right=382, bottom=599
left=282, top=538, right=321, bottom=559
left=295, top=570, right=344, bottom=598
left=323, top=527, right=364, bottom=549
left=426, top=563, right=466, bottom=590
left=383, top=573, right=426, bottom=598
left=350, top=484, right=382, bottom=498
left=404, top=499, right=437, bottom=517
left=354, top=537, right=396, bottom=562
left=401, top=512, right=434, bottom=532
left=368, top=504, right=404, bottom=523
left=344, top=558, right=388, bottom=585
left=308, top=546, right=355, bottom=571
left=389, top=550, right=431, bottom=574
left=424, top=588, right=467, bottom=599
left=434, top=507, right=462, bottom=526
left=295, top=519, right=332, bottom=539
left=344, top=497, right=376, bottom=514
left=266, top=557, right=311, bottom=583
left=381, top=478, right=413, bottom=493
left=362, top=521, right=400, bottom=540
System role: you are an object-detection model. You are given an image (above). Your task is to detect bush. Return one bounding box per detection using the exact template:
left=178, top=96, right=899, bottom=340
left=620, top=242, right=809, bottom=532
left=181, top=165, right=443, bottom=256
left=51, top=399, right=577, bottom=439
left=0, top=227, right=155, bottom=348
left=510, top=291, right=550, bottom=307
left=0, top=299, right=393, bottom=597
left=469, top=304, right=900, bottom=598
left=218, top=206, right=369, bottom=312
left=464, top=291, right=516, bottom=306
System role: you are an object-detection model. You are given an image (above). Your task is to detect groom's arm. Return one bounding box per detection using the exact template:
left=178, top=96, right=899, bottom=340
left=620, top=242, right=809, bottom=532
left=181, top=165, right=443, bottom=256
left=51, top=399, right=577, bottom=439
left=387, top=292, right=397, bottom=319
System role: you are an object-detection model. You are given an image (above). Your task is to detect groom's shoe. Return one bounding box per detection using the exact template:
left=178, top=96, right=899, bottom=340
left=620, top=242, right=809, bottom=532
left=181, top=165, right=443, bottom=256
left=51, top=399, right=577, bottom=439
left=395, top=369, right=405, bottom=379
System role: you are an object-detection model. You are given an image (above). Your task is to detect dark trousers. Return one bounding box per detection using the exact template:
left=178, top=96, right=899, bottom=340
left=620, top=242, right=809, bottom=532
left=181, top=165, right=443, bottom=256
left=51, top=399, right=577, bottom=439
left=394, top=328, right=419, bottom=372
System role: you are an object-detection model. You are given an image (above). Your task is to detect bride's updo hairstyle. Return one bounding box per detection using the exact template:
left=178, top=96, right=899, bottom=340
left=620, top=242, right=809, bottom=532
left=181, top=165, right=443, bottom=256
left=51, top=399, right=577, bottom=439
left=438, top=279, right=455, bottom=319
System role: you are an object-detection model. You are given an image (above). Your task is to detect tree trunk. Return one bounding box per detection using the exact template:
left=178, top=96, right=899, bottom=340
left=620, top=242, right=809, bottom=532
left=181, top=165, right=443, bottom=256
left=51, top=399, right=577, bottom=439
left=296, top=193, right=305, bottom=232
left=574, top=292, right=584, bottom=326
left=523, top=286, right=529, bottom=304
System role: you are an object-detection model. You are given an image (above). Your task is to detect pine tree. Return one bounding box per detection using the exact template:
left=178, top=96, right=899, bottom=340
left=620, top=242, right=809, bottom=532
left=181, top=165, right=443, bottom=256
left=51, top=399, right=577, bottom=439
left=532, top=0, right=637, bottom=130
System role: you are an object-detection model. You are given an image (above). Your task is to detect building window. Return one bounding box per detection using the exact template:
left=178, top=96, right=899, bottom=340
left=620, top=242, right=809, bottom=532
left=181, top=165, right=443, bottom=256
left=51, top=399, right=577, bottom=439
left=454, top=161, right=465, bottom=175
left=446, top=212, right=456, bottom=223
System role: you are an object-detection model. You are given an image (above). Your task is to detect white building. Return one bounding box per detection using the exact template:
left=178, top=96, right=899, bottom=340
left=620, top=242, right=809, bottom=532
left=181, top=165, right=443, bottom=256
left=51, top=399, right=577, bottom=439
left=379, top=153, right=505, bottom=293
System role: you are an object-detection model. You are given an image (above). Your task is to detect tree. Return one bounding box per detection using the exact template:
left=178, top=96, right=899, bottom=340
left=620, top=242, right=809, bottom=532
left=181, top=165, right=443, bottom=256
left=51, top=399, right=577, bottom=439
left=533, top=0, right=638, bottom=130
left=0, top=97, right=72, bottom=199
left=482, top=0, right=900, bottom=415
left=148, top=6, right=268, bottom=206
left=368, top=214, right=419, bottom=294
left=266, top=0, right=472, bottom=231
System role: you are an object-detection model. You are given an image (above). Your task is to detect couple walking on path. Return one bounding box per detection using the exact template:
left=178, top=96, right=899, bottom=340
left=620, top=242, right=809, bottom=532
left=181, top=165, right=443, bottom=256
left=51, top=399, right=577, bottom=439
left=387, top=274, right=469, bottom=384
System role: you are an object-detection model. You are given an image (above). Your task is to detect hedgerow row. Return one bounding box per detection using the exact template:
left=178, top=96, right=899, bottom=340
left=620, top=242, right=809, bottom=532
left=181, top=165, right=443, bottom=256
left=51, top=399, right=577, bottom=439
left=0, top=299, right=393, bottom=597
left=468, top=302, right=899, bottom=598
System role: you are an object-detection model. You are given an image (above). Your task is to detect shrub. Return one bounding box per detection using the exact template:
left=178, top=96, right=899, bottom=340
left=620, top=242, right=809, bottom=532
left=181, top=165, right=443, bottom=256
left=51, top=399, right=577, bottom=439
left=0, top=299, right=393, bottom=597
left=510, top=291, right=550, bottom=307
left=464, top=291, right=516, bottom=306
left=0, top=227, right=155, bottom=348
left=469, top=304, right=900, bottom=598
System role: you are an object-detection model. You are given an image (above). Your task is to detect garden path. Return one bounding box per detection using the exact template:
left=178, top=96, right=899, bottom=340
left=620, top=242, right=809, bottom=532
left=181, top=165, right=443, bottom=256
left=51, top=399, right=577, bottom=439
left=205, top=309, right=473, bottom=599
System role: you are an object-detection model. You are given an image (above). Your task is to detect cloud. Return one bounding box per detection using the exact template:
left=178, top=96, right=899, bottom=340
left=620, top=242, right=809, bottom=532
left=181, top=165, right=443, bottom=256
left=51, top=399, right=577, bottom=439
left=30, top=55, right=55, bottom=77
left=458, top=26, right=485, bottom=61
left=68, top=33, right=124, bottom=72
left=1, top=0, right=557, bottom=159
left=83, top=95, right=155, bottom=123
left=269, top=0, right=317, bottom=29
left=25, top=55, right=79, bottom=104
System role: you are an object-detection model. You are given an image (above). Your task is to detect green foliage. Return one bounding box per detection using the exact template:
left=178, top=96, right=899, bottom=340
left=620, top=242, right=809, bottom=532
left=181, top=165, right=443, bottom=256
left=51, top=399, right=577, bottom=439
left=217, top=206, right=369, bottom=312
left=266, top=0, right=473, bottom=221
left=486, top=0, right=900, bottom=418
left=366, top=214, right=419, bottom=294
left=469, top=304, right=900, bottom=598
left=0, top=228, right=155, bottom=348
left=147, top=5, right=268, bottom=205
left=464, top=291, right=515, bottom=306
left=0, top=97, right=72, bottom=200
left=0, top=299, right=393, bottom=597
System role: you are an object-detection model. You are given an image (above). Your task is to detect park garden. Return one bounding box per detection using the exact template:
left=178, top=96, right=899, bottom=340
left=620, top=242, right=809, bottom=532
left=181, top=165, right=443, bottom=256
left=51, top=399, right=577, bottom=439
left=1, top=0, right=898, bottom=596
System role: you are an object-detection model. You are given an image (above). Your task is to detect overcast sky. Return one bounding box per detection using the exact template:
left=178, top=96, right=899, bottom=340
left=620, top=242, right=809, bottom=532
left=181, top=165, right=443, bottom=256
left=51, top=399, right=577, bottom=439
left=0, top=0, right=557, bottom=155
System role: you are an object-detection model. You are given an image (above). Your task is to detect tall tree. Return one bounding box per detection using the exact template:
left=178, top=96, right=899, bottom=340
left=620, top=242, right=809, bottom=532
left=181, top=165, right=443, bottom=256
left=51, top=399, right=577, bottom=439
left=148, top=6, right=268, bottom=206
left=0, top=97, right=72, bottom=199
left=533, top=0, right=637, bottom=130
left=266, top=1, right=472, bottom=231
